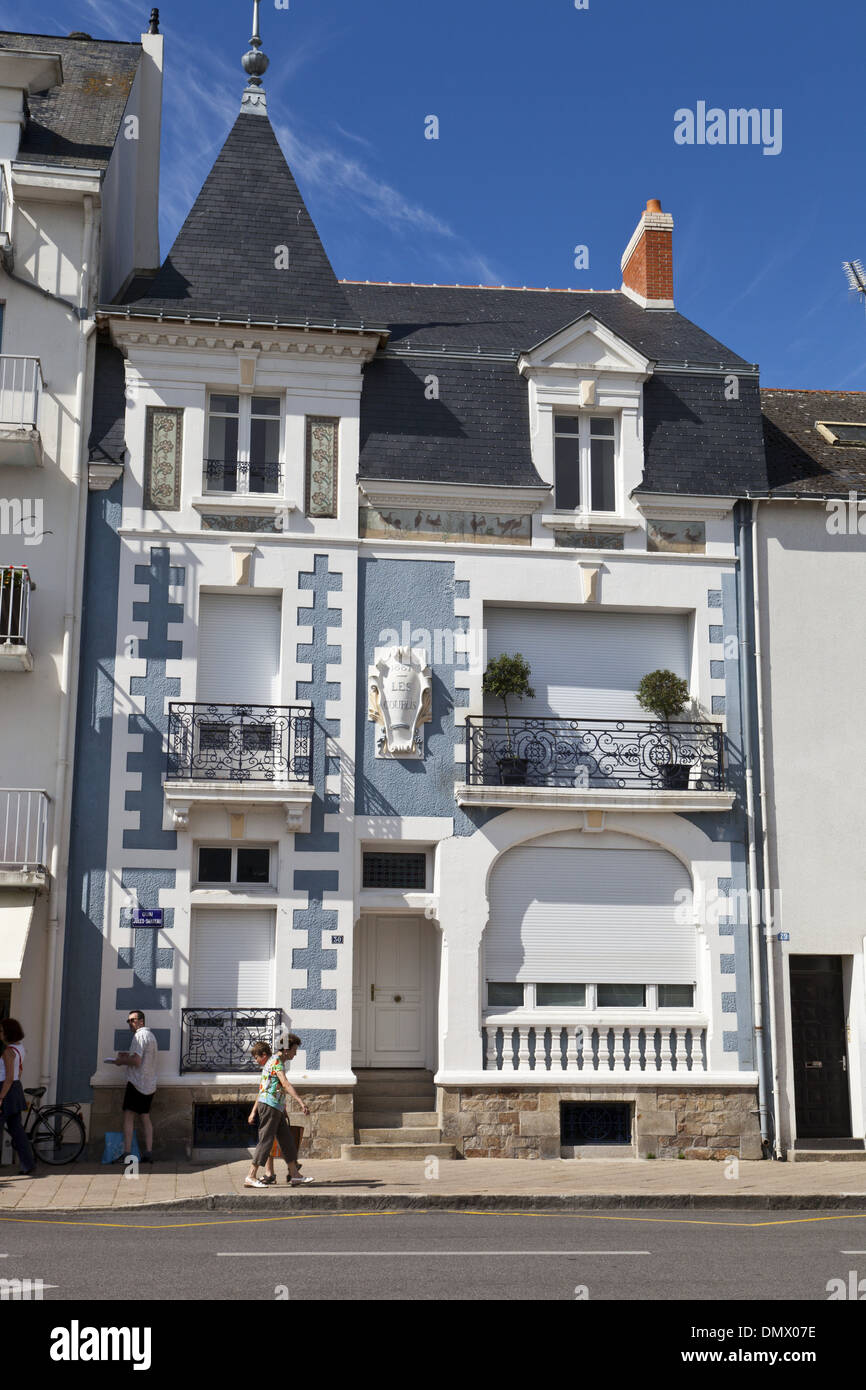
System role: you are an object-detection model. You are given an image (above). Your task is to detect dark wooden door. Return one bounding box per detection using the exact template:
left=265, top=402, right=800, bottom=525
left=790, top=956, right=851, bottom=1139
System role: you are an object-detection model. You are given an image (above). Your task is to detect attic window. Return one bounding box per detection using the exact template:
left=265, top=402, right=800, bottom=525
left=815, top=421, right=866, bottom=447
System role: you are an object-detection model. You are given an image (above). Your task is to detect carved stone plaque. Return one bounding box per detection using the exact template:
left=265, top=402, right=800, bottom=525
left=368, top=646, right=432, bottom=759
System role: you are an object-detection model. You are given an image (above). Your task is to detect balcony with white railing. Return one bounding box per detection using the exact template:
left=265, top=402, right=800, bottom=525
left=482, top=1015, right=708, bottom=1078
left=0, top=789, right=49, bottom=888
left=0, top=356, right=43, bottom=465
left=0, top=565, right=34, bottom=671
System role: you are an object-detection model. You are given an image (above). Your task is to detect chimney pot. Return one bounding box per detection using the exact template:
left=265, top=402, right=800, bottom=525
left=646, top=198, right=663, bottom=214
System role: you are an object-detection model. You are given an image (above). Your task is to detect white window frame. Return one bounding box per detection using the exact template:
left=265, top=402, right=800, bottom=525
left=194, top=843, right=275, bottom=889
left=552, top=411, right=619, bottom=516
left=484, top=980, right=697, bottom=1012
left=204, top=391, right=284, bottom=497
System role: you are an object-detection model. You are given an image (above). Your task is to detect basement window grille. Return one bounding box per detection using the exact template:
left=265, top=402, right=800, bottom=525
left=560, top=1102, right=631, bottom=1146
left=193, top=1102, right=254, bottom=1149
left=363, top=852, right=427, bottom=890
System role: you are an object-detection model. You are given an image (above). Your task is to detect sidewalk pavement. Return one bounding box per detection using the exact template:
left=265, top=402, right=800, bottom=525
left=3, top=1156, right=866, bottom=1213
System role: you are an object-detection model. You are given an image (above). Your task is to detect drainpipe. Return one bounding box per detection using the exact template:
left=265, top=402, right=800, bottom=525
left=750, top=498, right=783, bottom=1156
left=735, top=499, right=770, bottom=1152
left=40, top=193, right=97, bottom=1094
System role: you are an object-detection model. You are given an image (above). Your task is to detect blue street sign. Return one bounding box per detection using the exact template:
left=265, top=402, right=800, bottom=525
left=132, top=909, right=164, bottom=927
left=331, top=935, right=344, bottom=944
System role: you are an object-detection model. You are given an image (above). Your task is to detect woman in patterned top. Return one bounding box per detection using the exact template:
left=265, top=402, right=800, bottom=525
left=245, top=1037, right=312, bottom=1189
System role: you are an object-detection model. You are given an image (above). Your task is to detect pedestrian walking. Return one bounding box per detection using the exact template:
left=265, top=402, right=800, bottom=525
left=262, top=1038, right=306, bottom=1183
left=246, top=1037, right=312, bottom=1188
left=111, top=1009, right=158, bottom=1163
left=0, top=1019, right=36, bottom=1176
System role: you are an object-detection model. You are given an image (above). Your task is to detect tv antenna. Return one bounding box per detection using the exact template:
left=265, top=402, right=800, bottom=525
left=843, top=259, right=866, bottom=312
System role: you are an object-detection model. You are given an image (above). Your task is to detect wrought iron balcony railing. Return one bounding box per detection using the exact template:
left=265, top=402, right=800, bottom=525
left=180, top=1007, right=282, bottom=1073
left=0, top=789, right=49, bottom=872
left=0, top=565, right=32, bottom=646
left=166, top=702, right=313, bottom=783
left=465, top=715, right=725, bottom=791
left=203, top=457, right=282, bottom=494
left=0, top=356, right=42, bottom=431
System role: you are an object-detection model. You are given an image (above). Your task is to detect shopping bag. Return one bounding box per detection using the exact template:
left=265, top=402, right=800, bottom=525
left=270, top=1125, right=304, bottom=1160
left=101, top=1132, right=141, bottom=1164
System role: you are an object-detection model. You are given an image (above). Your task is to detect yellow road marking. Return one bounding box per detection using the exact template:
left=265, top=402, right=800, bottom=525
left=0, top=1208, right=863, bottom=1231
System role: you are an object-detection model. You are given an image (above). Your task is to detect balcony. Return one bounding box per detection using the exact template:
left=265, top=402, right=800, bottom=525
left=0, top=789, right=49, bottom=888
left=0, top=357, right=43, bottom=466
left=483, top=1016, right=708, bottom=1078
left=180, top=1006, right=282, bottom=1074
left=163, top=702, right=315, bottom=830
left=457, top=715, right=735, bottom=813
left=0, top=566, right=34, bottom=671
left=203, top=458, right=283, bottom=495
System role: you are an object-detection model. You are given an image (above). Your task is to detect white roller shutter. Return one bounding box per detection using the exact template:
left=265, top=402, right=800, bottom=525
left=197, top=594, right=281, bottom=705
left=190, top=908, right=275, bottom=1006
left=487, top=846, right=694, bottom=984
left=484, top=607, right=689, bottom=719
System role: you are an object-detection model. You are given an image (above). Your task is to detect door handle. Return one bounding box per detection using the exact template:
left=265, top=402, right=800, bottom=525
left=841, top=1057, right=847, bottom=1072
left=805, top=1061, right=823, bottom=1069
left=370, top=983, right=375, bottom=1002
left=394, top=994, right=402, bottom=1003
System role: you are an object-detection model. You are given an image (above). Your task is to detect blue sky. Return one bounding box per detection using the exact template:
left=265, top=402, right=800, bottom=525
left=28, top=0, right=866, bottom=388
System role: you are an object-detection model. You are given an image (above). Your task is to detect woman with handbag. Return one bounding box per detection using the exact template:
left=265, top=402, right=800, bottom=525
left=245, top=1036, right=313, bottom=1189
left=0, top=1019, right=37, bottom=1176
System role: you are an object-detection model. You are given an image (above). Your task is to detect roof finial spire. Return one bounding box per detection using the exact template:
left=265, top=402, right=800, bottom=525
left=241, top=0, right=269, bottom=114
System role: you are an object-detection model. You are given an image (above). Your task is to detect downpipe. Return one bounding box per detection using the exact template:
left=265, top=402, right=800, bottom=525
left=735, top=500, right=771, bottom=1154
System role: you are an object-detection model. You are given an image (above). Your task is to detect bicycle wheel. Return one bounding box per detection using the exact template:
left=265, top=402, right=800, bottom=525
left=29, top=1107, right=87, bottom=1165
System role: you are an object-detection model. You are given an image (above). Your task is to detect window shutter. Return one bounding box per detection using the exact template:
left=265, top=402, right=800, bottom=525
left=197, top=594, right=281, bottom=705
left=190, top=908, right=275, bottom=1007
left=486, top=845, right=694, bottom=984
left=484, top=607, right=689, bottom=719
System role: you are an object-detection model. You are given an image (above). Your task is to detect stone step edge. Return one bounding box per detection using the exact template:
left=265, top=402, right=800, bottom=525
left=341, top=1143, right=457, bottom=1161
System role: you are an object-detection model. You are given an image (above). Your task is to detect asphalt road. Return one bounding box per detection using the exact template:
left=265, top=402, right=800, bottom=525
left=2, top=1208, right=866, bottom=1302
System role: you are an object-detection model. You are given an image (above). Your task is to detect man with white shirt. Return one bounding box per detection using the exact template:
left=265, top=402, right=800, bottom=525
left=112, top=1010, right=158, bottom=1163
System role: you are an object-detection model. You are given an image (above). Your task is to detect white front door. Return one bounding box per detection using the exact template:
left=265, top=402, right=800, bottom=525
left=352, top=915, right=428, bottom=1067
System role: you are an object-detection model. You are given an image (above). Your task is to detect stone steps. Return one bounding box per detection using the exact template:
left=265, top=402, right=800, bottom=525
left=354, top=1110, right=439, bottom=1129
left=357, top=1127, right=442, bottom=1145
left=787, top=1149, right=866, bottom=1163
left=348, top=1070, right=447, bottom=1159
left=341, top=1141, right=457, bottom=1161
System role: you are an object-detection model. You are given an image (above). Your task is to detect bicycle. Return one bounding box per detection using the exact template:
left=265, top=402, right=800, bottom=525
left=16, top=1087, right=87, bottom=1166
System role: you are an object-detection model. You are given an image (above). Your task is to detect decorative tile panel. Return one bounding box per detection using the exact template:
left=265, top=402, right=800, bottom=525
left=359, top=505, right=530, bottom=545
left=646, top=518, right=706, bottom=553
left=305, top=417, right=339, bottom=518
left=144, top=407, right=183, bottom=511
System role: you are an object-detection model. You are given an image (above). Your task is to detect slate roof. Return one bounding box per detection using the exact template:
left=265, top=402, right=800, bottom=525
left=342, top=283, right=754, bottom=367
left=343, top=285, right=767, bottom=495
left=121, top=108, right=367, bottom=328
left=88, top=338, right=126, bottom=465
left=0, top=31, right=141, bottom=171
left=761, top=389, right=866, bottom=496
left=359, top=353, right=541, bottom=489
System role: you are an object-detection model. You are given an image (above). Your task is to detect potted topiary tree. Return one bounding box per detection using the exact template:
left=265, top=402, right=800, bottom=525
left=636, top=668, right=691, bottom=789
left=482, top=652, right=535, bottom=785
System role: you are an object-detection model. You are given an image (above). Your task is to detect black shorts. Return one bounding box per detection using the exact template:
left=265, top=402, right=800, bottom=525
left=122, top=1082, right=154, bottom=1115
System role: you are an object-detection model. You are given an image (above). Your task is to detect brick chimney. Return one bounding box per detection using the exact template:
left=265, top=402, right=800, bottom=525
left=620, top=198, right=674, bottom=308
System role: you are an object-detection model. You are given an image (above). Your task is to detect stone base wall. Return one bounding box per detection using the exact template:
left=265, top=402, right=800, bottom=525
left=438, top=1086, right=762, bottom=1160
left=89, top=1086, right=355, bottom=1160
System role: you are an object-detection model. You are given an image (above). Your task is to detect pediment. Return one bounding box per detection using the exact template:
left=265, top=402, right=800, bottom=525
left=518, top=313, right=652, bottom=377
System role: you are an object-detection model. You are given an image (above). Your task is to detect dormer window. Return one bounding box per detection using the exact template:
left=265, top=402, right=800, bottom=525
left=205, top=393, right=282, bottom=494
left=554, top=414, right=617, bottom=512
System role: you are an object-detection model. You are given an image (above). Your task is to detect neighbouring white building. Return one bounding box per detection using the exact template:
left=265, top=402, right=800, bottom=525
left=0, top=18, right=162, bottom=1107
left=57, top=9, right=774, bottom=1162
left=754, top=392, right=866, bottom=1160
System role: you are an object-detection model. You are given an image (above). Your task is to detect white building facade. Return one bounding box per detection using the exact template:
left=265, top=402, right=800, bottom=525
left=59, top=21, right=770, bottom=1160
left=754, top=394, right=866, bottom=1159
left=0, top=22, right=162, bottom=1102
